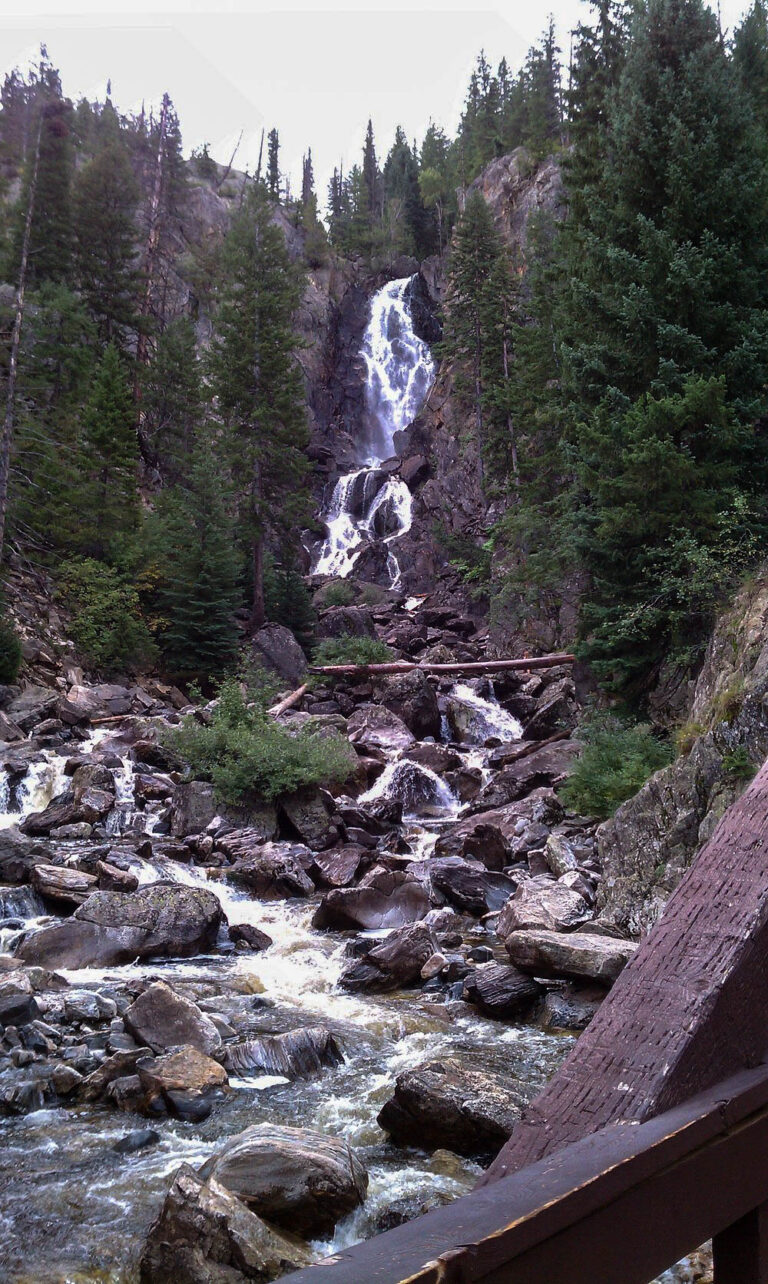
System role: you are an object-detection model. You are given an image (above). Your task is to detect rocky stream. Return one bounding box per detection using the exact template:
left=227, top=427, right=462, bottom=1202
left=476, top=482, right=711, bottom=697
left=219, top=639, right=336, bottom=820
left=0, top=278, right=640, bottom=1283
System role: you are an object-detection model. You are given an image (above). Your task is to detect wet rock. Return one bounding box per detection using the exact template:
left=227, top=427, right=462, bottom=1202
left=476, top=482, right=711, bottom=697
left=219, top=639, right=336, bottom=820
left=113, top=1128, right=160, bottom=1155
left=131, top=739, right=184, bottom=773
left=544, top=832, right=579, bottom=877
left=0, top=826, right=49, bottom=885
left=138, top=1045, right=228, bottom=1121
left=399, top=453, right=429, bottom=487
left=429, top=856, right=516, bottom=916
left=96, top=860, right=140, bottom=893
left=539, top=984, right=604, bottom=1032
left=124, top=982, right=222, bottom=1057
left=63, top=990, right=117, bottom=1022
left=347, top=704, right=415, bottom=755
left=279, top=787, right=338, bottom=850
left=7, top=685, right=58, bottom=733
left=310, top=846, right=365, bottom=887
left=339, top=920, right=436, bottom=991
left=18, top=883, right=224, bottom=970
left=31, top=862, right=98, bottom=907
left=434, top=796, right=559, bottom=863
left=522, top=676, right=579, bottom=739
left=225, top=841, right=314, bottom=900
left=169, top=781, right=217, bottom=838
left=222, top=1027, right=343, bottom=1078
left=404, top=743, right=463, bottom=774
left=79, top=1048, right=147, bottom=1102
left=251, top=621, right=308, bottom=685
left=462, top=963, right=544, bottom=1020
left=496, top=878, right=591, bottom=936
left=313, top=869, right=430, bottom=930
left=229, top=924, right=273, bottom=952
left=474, top=741, right=579, bottom=810
left=0, top=973, right=39, bottom=1026
left=374, top=671, right=441, bottom=740
left=504, top=928, right=637, bottom=986
left=139, top=1163, right=311, bottom=1284
left=200, top=1123, right=368, bottom=1238
left=377, top=1059, right=524, bottom=1156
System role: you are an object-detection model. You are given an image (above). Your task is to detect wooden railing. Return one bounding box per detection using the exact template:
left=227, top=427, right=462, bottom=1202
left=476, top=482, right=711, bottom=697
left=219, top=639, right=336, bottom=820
left=286, top=1061, right=768, bottom=1283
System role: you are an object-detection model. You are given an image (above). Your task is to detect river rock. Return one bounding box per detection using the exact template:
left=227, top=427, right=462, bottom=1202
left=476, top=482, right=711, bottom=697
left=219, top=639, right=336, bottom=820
left=0, top=827, right=50, bottom=884
left=125, top=982, right=222, bottom=1057
left=504, top=928, right=637, bottom=985
left=539, top=984, right=604, bottom=1032
left=374, top=671, right=441, bottom=740
left=225, top=841, right=314, bottom=900
left=251, top=622, right=308, bottom=685
left=96, top=860, right=140, bottom=893
left=139, top=1164, right=311, bottom=1284
left=310, top=846, right=365, bottom=887
left=339, top=920, right=436, bottom=991
left=429, top=856, right=516, bottom=916
left=79, top=1048, right=147, bottom=1102
left=138, top=1046, right=228, bottom=1122
left=312, top=869, right=430, bottom=930
left=522, top=676, right=579, bottom=739
left=200, top=1123, right=368, bottom=1238
left=496, top=878, right=591, bottom=936
left=169, top=781, right=218, bottom=837
left=314, top=604, right=377, bottom=639
left=229, top=924, right=273, bottom=952
left=377, top=1059, right=525, bottom=1156
left=31, top=863, right=99, bottom=907
left=474, top=741, right=579, bottom=810
left=7, top=685, right=58, bottom=733
left=434, top=795, right=559, bottom=862
left=0, top=973, right=39, bottom=1026
left=17, top=883, right=224, bottom=970
left=404, top=743, right=462, bottom=774
left=279, top=787, right=338, bottom=850
left=222, top=1027, right=343, bottom=1078
left=347, top=704, right=415, bottom=755
left=462, top=963, right=544, bottom=1019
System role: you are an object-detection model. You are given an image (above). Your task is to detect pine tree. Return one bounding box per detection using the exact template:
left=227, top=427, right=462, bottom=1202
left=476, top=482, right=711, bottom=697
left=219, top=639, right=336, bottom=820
left=733, top=1, right=768, bottom=133
left=154, top=436, right=241, bottom=680
left=73, top=134, right=140, bottom=344
left=211, top=182, right=310, bottom=630
left=76, top=342, right=139, bottom=560
left=267, top=128, right=280, bottom=201
left=141, top=317, right=201, bottom=480
left=382, top=126, right=431, bottom=257
left=9, top=95, right=74, bottom=288
left=362, top=119, right=381, bottom=224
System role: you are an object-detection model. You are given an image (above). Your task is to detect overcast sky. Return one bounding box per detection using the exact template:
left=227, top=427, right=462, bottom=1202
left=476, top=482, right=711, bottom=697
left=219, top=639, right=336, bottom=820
left=0, top=1, right=753, bottom=200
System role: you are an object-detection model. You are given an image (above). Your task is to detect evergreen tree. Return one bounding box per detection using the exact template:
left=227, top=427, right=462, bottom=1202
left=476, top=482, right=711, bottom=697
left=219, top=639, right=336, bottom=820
left=362, top=119, right=381, bottom=224
left=733, top=1, right=768, bottom=133
left=267, top=128, right=280, bottom=201
left=73, top=134, right=140, bottom=344
left=76, top=342, right=139, bottom=560
left=382, top=126, right=431, bottom=256
left=211, top=182, right=310, bottom=630
left=9, top=96, right=74, bottom=288
left=154, top=436, right=241, bottom=679
left=141, top=317, right=201, bottom=480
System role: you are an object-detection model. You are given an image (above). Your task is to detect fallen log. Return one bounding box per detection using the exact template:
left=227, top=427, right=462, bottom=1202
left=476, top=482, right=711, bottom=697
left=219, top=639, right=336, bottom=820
left=308, top=653, right=576, bottom=678
left=267, top=683, right=309, bottom=717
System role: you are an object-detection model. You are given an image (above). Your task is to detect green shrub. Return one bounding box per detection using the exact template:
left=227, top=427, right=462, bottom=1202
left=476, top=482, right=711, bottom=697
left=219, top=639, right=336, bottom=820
left=58, top=557, right=157, bottom=673
left=560, top=713, right=673, bottom=820
left=314, top=579, right=356, bottom=608
left=313, top=634, right=393, bottom=667
left=0, top=616, right=22, bottom=683
left=721, top=745, right=756, bottom=782
left=166, top=675, right=355, bottom=805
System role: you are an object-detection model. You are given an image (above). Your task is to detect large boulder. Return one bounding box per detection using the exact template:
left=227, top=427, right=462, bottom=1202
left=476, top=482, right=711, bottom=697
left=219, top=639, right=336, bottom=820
left=429, top=856, right=516, bottom=916
left=17, top=883, right=224, bottom=970
left=252, top=623, right=308, bottom=685
left=347, top=704, right=415, bottom=756
left=7, top=685, right=58, bottom=733
left=200, top=1123, right=368, bottom=1238
left=0, top=972, right=40, bottom=1026
left=224, top=841, right=314, bottom=900
left=377, top=1059, right=525, bottom=1156
left=496, top=878, right=591, bottom=937
left=310, top=846, right=365, bottom=888
left=340, top=920, right=436, bottom=992
left=279, top=787, right=338, bottom=850
left=222, top=1027, right=343, bottom=1079
left=434, top=793, right=559, bottom=862
left=139, top=1164, right=311, bottom=1284
left=31, top=863, right=98, bottom=907
left=0, top=826, right=50, bottom=884
left=473, top=741, right=579, bottom=810
left=504, top=928, right=637, bottom=986
left=374, top=671, right=441, bottom=740
left=462, top=963, right=544, bottom=1020
left=137, top=1046, right=228, bottom=1122
left=125, top=982, right=222, bottom=1057
left=169, top=782, right=218, bottom=838
left=312, top=869, right=430, bottom=930
left=314, top=605, right=376, bottom=639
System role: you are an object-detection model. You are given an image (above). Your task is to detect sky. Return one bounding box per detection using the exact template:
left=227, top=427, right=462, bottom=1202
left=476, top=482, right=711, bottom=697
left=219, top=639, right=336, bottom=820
left=0, top=1, right=754, bottom=201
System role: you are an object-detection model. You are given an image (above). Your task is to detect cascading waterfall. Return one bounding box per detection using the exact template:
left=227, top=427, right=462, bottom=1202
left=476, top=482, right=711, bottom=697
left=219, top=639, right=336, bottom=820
left=313, top=277, right=434, bottom=585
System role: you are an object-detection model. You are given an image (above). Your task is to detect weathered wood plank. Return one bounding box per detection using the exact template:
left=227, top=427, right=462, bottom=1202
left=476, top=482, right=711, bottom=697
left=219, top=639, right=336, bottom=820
left=713, top=1203, right=768, bottom=1284
left=481, top=755, right=768, bottom=1185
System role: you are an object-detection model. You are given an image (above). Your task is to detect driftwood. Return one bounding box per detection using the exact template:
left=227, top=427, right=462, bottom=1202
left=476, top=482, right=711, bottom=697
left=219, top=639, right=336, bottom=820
left=267, top=683, right=308, bottom=717
left=308, top=653, right=575, bottom=678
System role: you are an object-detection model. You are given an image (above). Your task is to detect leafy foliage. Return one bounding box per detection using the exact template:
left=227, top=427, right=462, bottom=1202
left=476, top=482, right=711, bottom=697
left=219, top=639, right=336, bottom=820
left=57, top=557, right=156, bottom=672
left=313, top=634, right=393, bottom=666
left=560, top=712, right=673, bottom=818
left=0, top=617, right=22, bottom=683
left=167, top=675, right=355, bottom=805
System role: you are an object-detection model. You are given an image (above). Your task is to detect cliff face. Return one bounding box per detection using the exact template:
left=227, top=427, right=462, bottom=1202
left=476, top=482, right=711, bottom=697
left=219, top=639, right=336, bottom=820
left=597, top=568, right=768, bottom=937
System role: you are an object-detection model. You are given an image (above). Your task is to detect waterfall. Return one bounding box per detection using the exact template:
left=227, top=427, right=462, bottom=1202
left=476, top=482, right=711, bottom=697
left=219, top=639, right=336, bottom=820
left=313, top=277, right=434, bottom=585
left=360, top=758, right=459, bottom=819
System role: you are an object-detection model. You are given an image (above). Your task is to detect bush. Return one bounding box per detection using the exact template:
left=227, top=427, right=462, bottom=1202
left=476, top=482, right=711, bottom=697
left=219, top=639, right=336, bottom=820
left=58, top=557, right=157, bottom=673
left=313, top=634, right=393, bottom=667
left=0, top=616, right=22, bottom=683
left=560, top=713, right=673, bottom=820
left=721, top=745, right=756, bottom=783
left=166, top=675, right=355, bottom=806
left=314, top=579, right=356, bottom=609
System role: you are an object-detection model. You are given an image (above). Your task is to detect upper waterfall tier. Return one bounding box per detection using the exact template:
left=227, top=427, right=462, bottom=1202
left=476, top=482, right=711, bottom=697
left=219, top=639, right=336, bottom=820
left=359, top=276, right=436, bottom=465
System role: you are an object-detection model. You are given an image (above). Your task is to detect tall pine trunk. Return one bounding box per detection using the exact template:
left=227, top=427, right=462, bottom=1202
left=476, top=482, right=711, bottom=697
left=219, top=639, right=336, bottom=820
left=135, top=94, right=168, bottom=460
left=0, top=117, right=41, bottom=566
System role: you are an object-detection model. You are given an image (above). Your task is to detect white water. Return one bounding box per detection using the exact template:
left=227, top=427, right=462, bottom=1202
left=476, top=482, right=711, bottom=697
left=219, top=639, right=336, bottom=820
left=360, top=758, right=460, bottom=820
left=0, top=755, right=70, bottom=831
left=313, top=277, right=434, bottom=584
left=447, top=683, right=524, bottom=745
